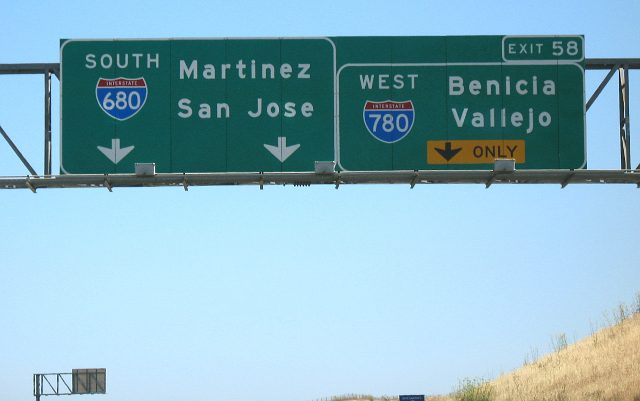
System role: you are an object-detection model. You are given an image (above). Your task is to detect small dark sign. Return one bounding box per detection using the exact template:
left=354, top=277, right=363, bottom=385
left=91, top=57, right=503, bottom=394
left=399, top=395, right=425, bottom=401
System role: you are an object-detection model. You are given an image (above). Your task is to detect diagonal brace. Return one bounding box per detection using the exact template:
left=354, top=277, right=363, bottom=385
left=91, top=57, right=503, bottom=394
left=586, top=65, right=619, bottom=111
left=0, top=125, right=38, bottom=176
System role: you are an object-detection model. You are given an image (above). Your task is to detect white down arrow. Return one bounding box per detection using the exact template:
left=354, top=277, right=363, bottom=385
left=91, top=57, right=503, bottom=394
left=97, top=139, right=135, bottom=164
left=263, top=137, right=300, bottom=162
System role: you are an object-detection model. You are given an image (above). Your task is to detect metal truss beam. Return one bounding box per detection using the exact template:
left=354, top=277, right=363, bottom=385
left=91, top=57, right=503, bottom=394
left=585, top=58, right=640, bottom=70
left=0, top=63, right=59, bottom=78
left=0, top=170, right=638, bottom=192
left=3, top=59, right=637, bottom=78
left=0, top=63, right=58, bottom=176
left=584, top=60, right=635, bottom=169
left=34, top=373, right=72, bottom=398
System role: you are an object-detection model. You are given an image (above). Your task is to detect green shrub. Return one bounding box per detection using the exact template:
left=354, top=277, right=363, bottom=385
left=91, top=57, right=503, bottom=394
left=453, top=378, right=494, bottom=401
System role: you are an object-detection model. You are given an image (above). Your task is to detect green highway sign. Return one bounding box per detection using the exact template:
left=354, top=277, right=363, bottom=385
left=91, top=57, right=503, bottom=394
left=61, top=38, right=335, bottom=174
left=60, top=36, right=585, bottom=174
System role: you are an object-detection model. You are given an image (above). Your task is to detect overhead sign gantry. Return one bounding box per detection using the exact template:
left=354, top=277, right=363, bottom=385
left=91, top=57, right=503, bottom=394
left=0, top=35, right=638, bottom=190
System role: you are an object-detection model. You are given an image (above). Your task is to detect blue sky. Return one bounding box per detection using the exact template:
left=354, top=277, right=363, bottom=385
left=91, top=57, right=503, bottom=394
left=1, top=1, right=639, bottom=401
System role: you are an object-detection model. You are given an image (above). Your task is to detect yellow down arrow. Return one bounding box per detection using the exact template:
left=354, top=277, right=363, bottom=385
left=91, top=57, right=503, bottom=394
left=427, top=140, right=526, bottom=165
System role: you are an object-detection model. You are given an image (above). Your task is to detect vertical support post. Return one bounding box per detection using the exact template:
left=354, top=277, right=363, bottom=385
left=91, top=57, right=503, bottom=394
left=619, top=65, right=631, bottom=169
left=34, top=374, right=41, bottom=401
left=44, top=70, right=52, bottom=175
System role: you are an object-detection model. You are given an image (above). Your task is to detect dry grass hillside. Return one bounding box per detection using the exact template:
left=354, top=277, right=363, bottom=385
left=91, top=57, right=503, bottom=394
left=490, top=311, right=640, bottom=401
left=427, top=310, right=640, bottom=401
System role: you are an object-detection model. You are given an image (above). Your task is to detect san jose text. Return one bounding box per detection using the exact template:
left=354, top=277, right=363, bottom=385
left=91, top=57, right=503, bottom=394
left=176, top=59, right=316, bottom=120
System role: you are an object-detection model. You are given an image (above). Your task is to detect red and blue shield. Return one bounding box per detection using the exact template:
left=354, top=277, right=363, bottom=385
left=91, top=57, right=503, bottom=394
left=96, top=77, right=148, bottom=121
left=363, top=100, right=415, bottom=143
